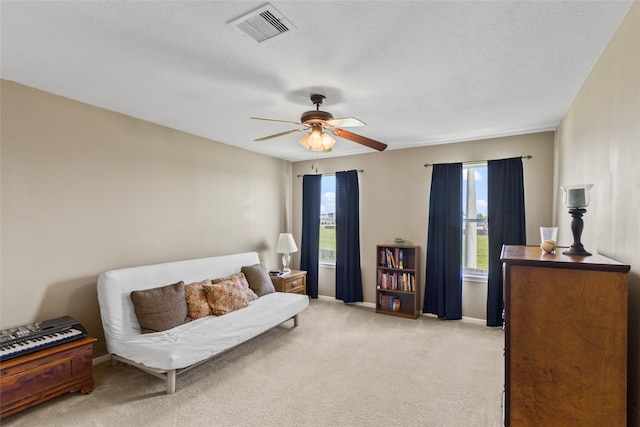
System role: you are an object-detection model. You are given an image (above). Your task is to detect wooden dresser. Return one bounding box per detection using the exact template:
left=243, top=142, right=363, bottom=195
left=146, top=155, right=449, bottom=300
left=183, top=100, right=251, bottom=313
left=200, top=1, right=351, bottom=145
left=501, top=245, right=629, bottom=426
left=0, top=336, right=96, bottom=418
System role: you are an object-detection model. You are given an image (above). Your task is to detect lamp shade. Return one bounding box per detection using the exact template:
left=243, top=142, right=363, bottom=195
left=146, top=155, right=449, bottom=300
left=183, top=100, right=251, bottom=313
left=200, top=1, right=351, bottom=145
left=276, top=233, right=298, bottom=254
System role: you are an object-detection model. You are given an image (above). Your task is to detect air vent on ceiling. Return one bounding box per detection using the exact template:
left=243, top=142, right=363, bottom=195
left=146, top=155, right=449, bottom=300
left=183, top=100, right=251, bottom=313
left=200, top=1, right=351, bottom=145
left=229, top=3, right=296, bottom=43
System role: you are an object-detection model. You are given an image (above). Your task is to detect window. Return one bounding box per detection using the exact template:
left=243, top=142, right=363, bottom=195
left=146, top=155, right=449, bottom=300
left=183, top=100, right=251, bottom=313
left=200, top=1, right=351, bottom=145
left=462, top=163, right=488, bottom=277
left=319, top=175, right=336, bottom=264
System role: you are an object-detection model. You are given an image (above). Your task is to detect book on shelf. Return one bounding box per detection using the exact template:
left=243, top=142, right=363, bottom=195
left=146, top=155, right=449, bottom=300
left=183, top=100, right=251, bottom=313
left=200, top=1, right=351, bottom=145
left=377, top=271, right=414, bottom=291
left=379, top=247, right=411, bottom=269
left=379, top=294, right=401, bottom=312
left=400, top=273, right=414, bottom=292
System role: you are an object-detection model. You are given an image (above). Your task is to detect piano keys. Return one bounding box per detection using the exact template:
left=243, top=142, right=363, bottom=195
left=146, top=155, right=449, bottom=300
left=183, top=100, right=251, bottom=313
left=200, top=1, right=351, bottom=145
left=0, top=316, right=88, bottom=362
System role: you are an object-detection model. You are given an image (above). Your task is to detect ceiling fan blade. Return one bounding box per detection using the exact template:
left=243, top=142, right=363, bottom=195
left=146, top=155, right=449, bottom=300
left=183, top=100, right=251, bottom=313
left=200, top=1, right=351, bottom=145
left=332, top=128, right=388, bottom=151
left=324, top=117, right=366, bottom=128
left=254, top=129, right=303, bottom=142
left=251, top=117, right=303, bottom=126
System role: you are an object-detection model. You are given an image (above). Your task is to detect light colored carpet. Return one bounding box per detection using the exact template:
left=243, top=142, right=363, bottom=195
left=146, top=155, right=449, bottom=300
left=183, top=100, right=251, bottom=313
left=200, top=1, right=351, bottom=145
left=2, top=299, right=504, bottom=426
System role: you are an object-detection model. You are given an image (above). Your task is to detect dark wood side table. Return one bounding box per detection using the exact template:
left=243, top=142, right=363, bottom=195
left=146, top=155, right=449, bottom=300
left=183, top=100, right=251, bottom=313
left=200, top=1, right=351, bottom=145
left=0, top=336, right=96, bottom=418
left=270, top=270, right=307, bottom=295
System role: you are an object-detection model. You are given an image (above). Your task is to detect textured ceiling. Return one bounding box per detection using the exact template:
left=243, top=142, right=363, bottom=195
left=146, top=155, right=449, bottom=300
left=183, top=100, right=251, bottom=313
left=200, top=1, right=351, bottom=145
left=1, top=1, right=633, bottom=161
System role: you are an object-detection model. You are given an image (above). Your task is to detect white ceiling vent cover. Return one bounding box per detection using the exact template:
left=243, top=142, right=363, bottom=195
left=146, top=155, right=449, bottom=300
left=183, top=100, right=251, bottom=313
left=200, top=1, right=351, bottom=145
left=229, top=4, right=297, bottom=43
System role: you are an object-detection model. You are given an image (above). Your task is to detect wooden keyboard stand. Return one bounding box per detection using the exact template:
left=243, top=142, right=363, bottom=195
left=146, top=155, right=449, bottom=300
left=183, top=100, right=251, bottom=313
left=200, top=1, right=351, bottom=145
left=0, top=336, right=96, bottom=418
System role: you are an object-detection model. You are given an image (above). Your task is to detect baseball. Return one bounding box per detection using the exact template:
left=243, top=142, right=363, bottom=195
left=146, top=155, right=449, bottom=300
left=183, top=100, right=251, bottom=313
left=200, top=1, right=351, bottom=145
left=540, top=240, right=557, bottom=253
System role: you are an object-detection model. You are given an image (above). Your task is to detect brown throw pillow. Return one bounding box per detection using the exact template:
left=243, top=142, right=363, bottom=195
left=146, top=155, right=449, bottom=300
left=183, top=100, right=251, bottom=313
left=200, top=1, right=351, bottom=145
left=241, top=264, right=275, bottom=297
left=130, top=281, right=191, bottom=333
left=184, top=279, right=213, bottom=319
left=203, top=279, right=249, bottom=316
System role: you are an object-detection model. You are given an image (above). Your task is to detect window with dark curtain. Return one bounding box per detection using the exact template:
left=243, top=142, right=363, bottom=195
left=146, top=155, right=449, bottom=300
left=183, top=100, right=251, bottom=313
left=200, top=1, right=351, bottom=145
left=335, top=170, right=363, bottom=303
left=423, top=163, right=463, bottom=319
left=300, top=174, right=321, bottom=298
left=486, top=157, right=526, bottom=326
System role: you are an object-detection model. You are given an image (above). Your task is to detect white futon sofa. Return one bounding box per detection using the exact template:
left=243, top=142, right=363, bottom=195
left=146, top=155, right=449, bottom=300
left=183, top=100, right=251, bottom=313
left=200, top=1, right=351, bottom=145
left=97, top=252, right=308, bottom=394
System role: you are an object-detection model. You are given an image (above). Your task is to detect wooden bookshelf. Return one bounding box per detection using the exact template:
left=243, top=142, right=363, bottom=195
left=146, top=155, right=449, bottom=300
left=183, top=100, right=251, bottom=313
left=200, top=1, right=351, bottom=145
left=375, top=245, right=420, bottom=319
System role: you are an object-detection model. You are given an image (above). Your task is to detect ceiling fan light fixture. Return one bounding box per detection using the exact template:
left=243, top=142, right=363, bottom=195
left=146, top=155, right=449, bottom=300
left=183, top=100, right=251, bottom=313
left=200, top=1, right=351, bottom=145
left=300, top=125, right=330, bottom=151
left=309, top=127, right=323, bottom=149
left=321, top=132, right=336, bottom=150
left=299, top=133, right=311, bottom=149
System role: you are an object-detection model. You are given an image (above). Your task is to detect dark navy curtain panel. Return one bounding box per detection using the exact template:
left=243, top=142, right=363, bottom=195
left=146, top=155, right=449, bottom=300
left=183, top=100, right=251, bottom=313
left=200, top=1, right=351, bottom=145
left=335, top=170, right=363, bottom=303
left=423, top=163, right=463, bottom=319
left=486, top=157, right=526, bottom=326
left=300, top=174, right=321, bottom=299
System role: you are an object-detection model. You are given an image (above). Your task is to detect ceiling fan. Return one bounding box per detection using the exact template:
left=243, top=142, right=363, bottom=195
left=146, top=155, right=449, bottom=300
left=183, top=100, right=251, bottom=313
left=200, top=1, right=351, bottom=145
left=251, top=94, right=388, bottom=152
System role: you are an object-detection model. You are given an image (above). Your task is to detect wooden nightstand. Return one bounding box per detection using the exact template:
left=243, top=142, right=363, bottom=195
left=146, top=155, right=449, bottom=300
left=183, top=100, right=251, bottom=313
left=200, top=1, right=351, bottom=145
left=270, top=270, right=307, bottom=295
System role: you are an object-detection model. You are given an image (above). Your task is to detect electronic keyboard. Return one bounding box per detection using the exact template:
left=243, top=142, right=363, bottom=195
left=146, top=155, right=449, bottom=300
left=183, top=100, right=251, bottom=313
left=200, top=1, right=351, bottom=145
left=0, top=316, right=88, bottom=362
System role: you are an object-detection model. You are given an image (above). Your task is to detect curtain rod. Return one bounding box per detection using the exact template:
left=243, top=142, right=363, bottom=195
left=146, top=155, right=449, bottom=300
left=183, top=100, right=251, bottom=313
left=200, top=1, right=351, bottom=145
left=423, top=155, right=532, bottom=167
left=297, top=169, right=363, bottom=178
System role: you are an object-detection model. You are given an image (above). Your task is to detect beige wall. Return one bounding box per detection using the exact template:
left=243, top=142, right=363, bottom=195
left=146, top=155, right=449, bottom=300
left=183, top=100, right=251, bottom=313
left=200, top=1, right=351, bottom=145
left=291, top=132, right=555, bottom=319
left=0, top=80, right=291, bottom=357
left=554, top=3, right=639, bottom=423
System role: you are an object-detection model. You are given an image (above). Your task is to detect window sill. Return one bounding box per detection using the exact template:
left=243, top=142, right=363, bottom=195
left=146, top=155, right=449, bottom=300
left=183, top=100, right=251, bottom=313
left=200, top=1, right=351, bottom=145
left=463, top=274, right=488, bottom=283
left=319, top=262, right=336, bottom=269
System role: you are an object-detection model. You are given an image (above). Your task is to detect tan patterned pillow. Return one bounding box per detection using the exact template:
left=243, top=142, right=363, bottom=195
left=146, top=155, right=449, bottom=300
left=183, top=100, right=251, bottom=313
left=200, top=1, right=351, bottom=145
left=130, top=281, right=191, bottom=333
left=204, top=279, right=249, bottom=316
left=184, top=279, right=212, bottom=319
left=212, top=273, right=258, bottom=302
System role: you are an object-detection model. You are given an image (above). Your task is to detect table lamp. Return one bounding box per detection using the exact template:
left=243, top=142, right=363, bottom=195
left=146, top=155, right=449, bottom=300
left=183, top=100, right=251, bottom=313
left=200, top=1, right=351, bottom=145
left=276, top=233, right=298, bottom=272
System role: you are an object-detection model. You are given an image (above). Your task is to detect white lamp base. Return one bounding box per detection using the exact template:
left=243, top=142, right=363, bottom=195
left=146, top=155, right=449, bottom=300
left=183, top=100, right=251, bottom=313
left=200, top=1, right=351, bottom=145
left=281, top=253, right=292, bottom=272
